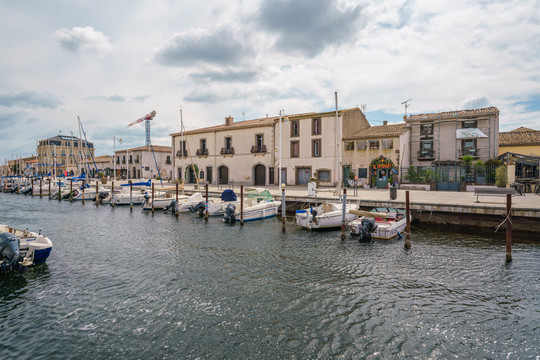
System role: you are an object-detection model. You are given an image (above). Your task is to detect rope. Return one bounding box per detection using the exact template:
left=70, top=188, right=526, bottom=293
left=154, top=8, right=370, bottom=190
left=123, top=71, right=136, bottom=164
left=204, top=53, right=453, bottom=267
left=495, top=204, right=513, bottom=233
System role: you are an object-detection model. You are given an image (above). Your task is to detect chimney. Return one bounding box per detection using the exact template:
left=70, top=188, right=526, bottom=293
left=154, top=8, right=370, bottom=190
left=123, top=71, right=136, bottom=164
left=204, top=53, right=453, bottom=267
left=225, top=115, right=233, bottom=126
left=383, top=121, right=388, bottom=126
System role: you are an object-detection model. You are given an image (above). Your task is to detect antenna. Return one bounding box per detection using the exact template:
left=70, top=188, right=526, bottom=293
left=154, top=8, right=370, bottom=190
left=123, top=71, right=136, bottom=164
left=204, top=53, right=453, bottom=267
left=401, top=99, right=412, bottom=117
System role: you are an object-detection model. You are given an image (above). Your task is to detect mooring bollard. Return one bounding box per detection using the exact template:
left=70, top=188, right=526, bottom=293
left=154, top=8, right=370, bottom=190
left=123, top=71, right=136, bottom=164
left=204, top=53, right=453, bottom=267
left=240, top=185, right=244, bottom=226
left=151, top=182, right=155, bottom=214
left=70, top=179, right=73, bottom=202
left=506, top=194, right=512, bottom=263
left=175, top=183, right=179, bottom=217
left=405, top=190, right=411, bottom=249
left=129, top=181, right=133, bottom=212
left=82, top=180, right=85, bottom=205
left=281, top=183, right=286, bottom=233
left=341, top=188, right=347, bottom=241
left=205, top=183, right=209, bottom=222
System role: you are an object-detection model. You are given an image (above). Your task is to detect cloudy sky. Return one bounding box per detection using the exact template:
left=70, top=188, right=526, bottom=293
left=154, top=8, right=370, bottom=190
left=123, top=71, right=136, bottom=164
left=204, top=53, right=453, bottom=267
left=1, top=0, right=539, bottom=161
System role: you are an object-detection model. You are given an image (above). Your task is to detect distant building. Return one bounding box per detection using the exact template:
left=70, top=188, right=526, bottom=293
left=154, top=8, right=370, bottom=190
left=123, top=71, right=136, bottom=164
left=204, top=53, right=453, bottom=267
left=343, top=122, right=408, bottom=188
left=114, top=145, right=172, bottom=180
left=6, top=156, right=37, bottom=176
left=170, top=107, right=369, bottom=186
left=405, top=107, right=500, bottom=167
left=37, top=135, right=95, bottom=176
left=498, top=127, right=540, bottom=156
left=92, top=155, right=114, bottom=178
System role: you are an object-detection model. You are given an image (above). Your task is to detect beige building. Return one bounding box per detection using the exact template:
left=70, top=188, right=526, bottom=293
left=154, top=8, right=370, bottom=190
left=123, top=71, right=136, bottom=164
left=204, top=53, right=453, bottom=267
left=92, top=155, right=114, bottom=178
left=499, top=127, right=540, bottom=156
left=405, top=107, right=500, bottom=167
left=170, top=107, right=369, bottom=186
left=37, top=135, right=95, bottom=176
left=115, top=145, right=172, bottom=180
left=6, top=156, right=37, bottom=176
left=342, top=122, right=408, bottom=188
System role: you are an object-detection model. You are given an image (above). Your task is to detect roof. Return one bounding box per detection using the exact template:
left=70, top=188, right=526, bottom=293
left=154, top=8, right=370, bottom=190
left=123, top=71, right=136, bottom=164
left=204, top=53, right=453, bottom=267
left=94, top=155, right=113, bottom=163
left=170, top=108, right=361, bottom=136
left=408, top=106, right=500, bottom=121
left=499, top=127, right=540, bottom=147
left=344, top=123, right=407, bottom=140
left=116, top=145, right=172, bottom=153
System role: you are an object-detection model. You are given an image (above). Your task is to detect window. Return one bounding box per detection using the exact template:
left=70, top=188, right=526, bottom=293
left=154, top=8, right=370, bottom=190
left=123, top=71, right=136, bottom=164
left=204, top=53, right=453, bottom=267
left=312, top=117, right=321, bottom=135
left=317, top=170, right=330, bottom=182
left=358, top=168, right=368, bottom=178
left=382, top=139, right=393, bottom=149
left=206, top=167, right=213, bottom=183
left=166, top=156, right=171, bottom=164
left=369, top=140, right=380, bottom=150
left=462, top=120, right=477, bottom=129
left=312, top=139, right=321, bottom=157
left=420, top=141, right=433, bottom=157
left=225, top=137, right=232, bottom=150
left=420, top=123, right=434, bottom=135
left=256, top=134, right=264, bottom=148
left=291, top=141, right=299, bottom=158
left=461, top=139, right=477, bottom=156
left=345, top=141, right=355, bottom=151
left=291, top=121, right=299, bottom=137
left=356, top=140, right=367, bottom=150
left=129, top=155, right=133, bottom=163
left=200, top=139, right=206, bottom=151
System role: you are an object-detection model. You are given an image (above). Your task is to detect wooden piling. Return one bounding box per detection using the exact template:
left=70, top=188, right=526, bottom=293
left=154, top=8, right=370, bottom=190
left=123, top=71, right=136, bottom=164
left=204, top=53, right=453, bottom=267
left=111, top=181, right=114, bottom=207
left=281, top=184, right=286, bottom=233
left=205, top=183, right=209, bottom=222
left=175, top=183, right=179, bottom=217
left=151, top=182, right=155, bottom=214
left=240, top=185, right=244, bottom=226
left=506, top=194, right=512, bottom=262
left=95, top=180, right=99, bottom=206
left=129, top=181, right=133, bottom=212
left=341, top=188, right=347, bottom=241
left=31, top=179, right=34, bottom=197
left=58, top=179, right=62, bottom=201
left=70, top=180, right=73, bottom=202
left=48, top=178, right=51, bottom=198
left=82, top=180, right=85, bottom=205
left=39, top=178, right=42, bottom=198
left=405, top=190, right=411, bottom=249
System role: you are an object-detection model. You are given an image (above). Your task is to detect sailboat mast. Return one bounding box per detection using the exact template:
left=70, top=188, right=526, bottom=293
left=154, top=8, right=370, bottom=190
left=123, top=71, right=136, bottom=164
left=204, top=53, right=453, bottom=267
left=180, top=108, right=184, bottom=182
left=335, top=91, right=340, bottom=186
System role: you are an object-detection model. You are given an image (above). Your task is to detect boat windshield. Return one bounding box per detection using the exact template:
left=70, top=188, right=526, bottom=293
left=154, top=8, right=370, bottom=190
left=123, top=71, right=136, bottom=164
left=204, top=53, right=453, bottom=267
left=246, top=189, right=274, bottom=201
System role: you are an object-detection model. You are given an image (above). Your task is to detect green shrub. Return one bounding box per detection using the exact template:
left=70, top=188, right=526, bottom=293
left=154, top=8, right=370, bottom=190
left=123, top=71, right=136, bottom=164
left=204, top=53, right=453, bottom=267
left=495, top=165, right=507, bottom=187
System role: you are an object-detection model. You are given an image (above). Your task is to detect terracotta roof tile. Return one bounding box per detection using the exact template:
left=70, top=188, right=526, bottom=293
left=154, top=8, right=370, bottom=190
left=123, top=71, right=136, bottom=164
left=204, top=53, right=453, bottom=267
left=344, top=123, right=407, bottom=140
left=116, top=145, right=171, bottom=153
left=500, top=127, right=540, bottom=146
left=408, top=106, right=500, bottom=121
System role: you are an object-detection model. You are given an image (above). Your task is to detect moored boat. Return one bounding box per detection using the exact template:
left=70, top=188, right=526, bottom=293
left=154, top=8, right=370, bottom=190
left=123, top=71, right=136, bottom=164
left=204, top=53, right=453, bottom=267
left=348, top=207, right=407, bottom=240
left=0, top=224, right=53, bottom=272
left=223, top=188, right=281, bottom=224
left=295, top=202, right=358, bottom=230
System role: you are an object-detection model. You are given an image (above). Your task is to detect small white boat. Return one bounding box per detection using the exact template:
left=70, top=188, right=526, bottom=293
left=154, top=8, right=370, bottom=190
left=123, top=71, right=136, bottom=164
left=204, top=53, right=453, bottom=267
left=0, top=224, right=53, bottom=273
left=295, top=202, right=358, bottom=230
left=189, top=190, right=238, bottom=216
left=141, top=192, right=188, bottom=210
left=348, top=207, right=408, bottom=240
left=223, top=188, right=281, bottom=223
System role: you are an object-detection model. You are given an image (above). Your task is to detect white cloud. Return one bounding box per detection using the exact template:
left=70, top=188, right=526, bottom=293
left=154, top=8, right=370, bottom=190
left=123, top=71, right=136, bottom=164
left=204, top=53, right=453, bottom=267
left=54, top=26, right=113, bottom=57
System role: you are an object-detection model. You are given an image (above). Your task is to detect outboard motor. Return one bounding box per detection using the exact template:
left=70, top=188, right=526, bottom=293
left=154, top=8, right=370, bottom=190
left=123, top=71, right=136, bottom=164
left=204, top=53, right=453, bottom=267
left=95, top=191, right=108, bottom=204
left=223, top=203, right=236, bottom=225
left=355, top=218, right=378, bottom=242
left=163, top=200, right=176, bottom=213
left=311, top=208, right=318, bottom=225
left=189, top=201, right=206, bottom=218
left=0, top=233, right=27, bottom=274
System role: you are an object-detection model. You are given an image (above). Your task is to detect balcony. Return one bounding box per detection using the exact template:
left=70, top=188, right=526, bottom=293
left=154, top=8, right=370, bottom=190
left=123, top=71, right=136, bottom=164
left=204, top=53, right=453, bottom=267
left=176, top=150, right=188, bottom=157
left=417, top=150, right=435, bottom=160
left=165, top=160, right=171, bottom=165
left=129, top=160, right=133, bottom=164
left=135, top=159, right=139, bottom=164
left=461, top=147, right=478, bottom=157
left=220, top=147, right=235, bottom=155
left=251, top=145, right=267, bottom=154
left=122, top=160, right=126, bottom=164
left=196, top=148, right=209, bottom=156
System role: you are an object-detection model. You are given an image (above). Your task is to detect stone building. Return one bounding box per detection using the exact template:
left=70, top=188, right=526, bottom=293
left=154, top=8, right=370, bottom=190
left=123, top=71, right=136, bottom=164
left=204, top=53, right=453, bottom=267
left=36, top=134, right=95, bottom=176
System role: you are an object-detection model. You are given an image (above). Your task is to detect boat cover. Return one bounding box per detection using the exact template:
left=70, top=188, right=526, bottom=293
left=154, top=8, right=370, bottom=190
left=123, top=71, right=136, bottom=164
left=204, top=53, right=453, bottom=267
left=221, top=189, right=237, bottom=202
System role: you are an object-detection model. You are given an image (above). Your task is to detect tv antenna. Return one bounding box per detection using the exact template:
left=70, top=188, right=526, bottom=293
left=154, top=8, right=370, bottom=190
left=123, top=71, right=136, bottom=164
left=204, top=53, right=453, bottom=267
left=401, top=99, right=412, bottom=117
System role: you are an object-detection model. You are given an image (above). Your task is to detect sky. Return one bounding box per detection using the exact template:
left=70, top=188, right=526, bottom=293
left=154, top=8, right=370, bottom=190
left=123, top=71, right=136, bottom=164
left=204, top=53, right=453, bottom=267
left=1, top=0, right=539, bottom=161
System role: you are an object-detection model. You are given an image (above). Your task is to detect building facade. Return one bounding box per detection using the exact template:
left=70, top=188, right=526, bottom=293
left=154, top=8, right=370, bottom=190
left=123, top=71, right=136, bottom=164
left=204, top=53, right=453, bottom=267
left=405, top=107, right=500, bottom=167
left=342, top=122, right=408, bottom=188
left=498, top=127, right=540, bottom=156
left=170, top=108, right=369, bottom=187
left=37, top=135, right=95, bottom=176
left=115, top=145, right=172, bottom=180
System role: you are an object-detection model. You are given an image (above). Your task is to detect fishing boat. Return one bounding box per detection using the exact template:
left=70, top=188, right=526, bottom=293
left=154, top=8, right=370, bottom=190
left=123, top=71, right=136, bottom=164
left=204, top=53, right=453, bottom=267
left=295, top=202, right=358, bottom=230
left=0, top=224, right=53, bottom=273
left=223, top=188, right=281, bottom=224
left=348, top=207, right=408, bottom=240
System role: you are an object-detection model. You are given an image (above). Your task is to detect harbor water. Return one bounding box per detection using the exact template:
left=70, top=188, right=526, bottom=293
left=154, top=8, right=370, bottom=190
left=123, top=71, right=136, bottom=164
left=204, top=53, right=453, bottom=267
left=1, top=192, right=539, bottom=359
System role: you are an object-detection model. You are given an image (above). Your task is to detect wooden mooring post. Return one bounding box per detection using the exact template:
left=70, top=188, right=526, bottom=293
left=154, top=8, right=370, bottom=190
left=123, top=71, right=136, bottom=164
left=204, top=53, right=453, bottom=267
left=48, top=178, right=51, bottom=198
left=341, top=188, right=347, bottom=241
left=281, top=183, right=286, bottom=233
left=95, top=180, right=99, bottom=206
left=175, top=183, right=179, bottom=217
left=129, top=181, right=133, bottom=212
left=111, top=181, right=114, bottom=207
left=39, top=178, right=42, bottom=198
left=31, top=179, right=34, bottom=197
left=240, top=185, right=244, bottom=226
left=405, top=190, right=411, bottom=249
left=506, top=194, right=512, bottom=263
left=151, top=182, right=155, bottom=214
left=205, top=183, right=209, bottom=222
left=58, top=179, right=62, bottom=201
left=82, top=180, right=85, bottom=205
left=70, top=179, right=73, bottom=202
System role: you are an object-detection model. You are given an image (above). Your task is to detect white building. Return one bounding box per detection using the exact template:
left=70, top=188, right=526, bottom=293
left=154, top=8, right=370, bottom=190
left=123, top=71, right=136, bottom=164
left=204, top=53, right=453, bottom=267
left=115, top=145, right=172, bottom=180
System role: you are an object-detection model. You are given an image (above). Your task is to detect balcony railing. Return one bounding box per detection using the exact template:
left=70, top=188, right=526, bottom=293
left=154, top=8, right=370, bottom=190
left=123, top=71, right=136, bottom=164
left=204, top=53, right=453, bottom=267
left=251, top=145, right=267, bottom=154
left=129, top=160, right=133, bottom=164
left=122, top=160, right=126, bottom=164
left=220, top=147, right=235, bottom=155
left=135, top=159, right=139, bottom=164
left=417, top=150, right=435, bottom=159
left=461, top=147, right=478, bottom=156
left=165, top=160, right=171, bottom=165
left=196, top=148, right=209, bottom=156
left=176, top=150, right=188, bottom=157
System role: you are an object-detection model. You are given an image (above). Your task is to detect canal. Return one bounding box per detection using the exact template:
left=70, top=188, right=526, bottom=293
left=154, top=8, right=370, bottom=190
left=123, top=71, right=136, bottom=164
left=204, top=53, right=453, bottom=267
left=1, top=193, right=539, bottom=359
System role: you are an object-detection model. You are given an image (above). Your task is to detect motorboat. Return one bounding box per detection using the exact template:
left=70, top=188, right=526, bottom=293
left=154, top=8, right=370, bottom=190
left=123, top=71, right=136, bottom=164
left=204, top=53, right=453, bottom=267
left=141, top=191, right=188, bottom=210
left=295, top=202, right=358, bottom=230
left=348, top=207, right=408, bottom=240
left=189, top=189, right=238, bottom=216
left=0, top=224, right=53, bottom=273
left=223, top=188, right=281, bottom=224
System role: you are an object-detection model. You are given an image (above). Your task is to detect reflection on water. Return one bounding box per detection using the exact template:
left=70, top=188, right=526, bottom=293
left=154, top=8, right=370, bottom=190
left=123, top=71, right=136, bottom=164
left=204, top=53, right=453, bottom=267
left=1, top=192, right=539, bottom=359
